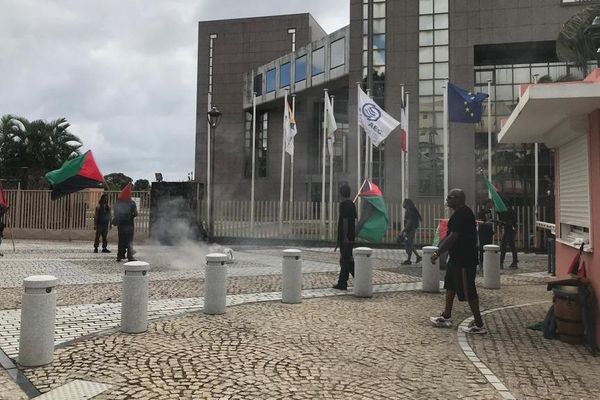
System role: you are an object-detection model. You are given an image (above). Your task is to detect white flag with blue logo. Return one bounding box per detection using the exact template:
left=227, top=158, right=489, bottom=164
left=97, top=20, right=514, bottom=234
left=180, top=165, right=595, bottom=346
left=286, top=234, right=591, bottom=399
left=358, top=87, right=400, bottom=147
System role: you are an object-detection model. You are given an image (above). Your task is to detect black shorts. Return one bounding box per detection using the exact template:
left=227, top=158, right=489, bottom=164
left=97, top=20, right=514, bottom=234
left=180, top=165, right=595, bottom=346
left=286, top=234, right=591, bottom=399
left=444, top=259, right=478, bottom=302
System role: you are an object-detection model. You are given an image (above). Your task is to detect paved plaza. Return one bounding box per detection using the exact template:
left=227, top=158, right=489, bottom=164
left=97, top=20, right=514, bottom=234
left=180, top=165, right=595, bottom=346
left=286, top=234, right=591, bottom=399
left=0, top=240, right=599, bottom=399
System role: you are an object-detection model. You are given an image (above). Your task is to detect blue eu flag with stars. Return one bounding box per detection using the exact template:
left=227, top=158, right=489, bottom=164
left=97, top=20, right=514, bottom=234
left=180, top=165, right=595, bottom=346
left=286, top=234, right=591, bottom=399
left=448, top=83, right=489, bottom=123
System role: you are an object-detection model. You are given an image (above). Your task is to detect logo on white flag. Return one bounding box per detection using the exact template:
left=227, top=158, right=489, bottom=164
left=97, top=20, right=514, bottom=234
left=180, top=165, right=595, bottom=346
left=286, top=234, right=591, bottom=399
left=358, top=87, right=400, bottom=146
left=362, top=103, right=381, bottom=122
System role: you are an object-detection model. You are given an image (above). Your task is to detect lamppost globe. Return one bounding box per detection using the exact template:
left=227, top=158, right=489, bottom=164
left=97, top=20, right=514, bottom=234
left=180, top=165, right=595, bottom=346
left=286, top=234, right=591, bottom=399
left=207, top=106, right=222, bottom=128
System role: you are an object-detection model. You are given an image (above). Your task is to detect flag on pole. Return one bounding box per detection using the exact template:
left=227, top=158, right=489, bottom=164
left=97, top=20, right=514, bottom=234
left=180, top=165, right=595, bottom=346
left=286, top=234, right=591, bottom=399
left=324, top=91, right=338, bottom=156
left=284, top=98, right=297, bottom=156
left=400, top=99, right=408, bottom=153
left=44, top=150, right=104, bottom=200
left=0, top=184, right=8, bottom=211
left=358, top=87, right=400, bottom=147
left=356, top=180, right=389, bottom=243
left=484, top=178, right=508, bottom=212
left=448, top=83, right=489, bottom=123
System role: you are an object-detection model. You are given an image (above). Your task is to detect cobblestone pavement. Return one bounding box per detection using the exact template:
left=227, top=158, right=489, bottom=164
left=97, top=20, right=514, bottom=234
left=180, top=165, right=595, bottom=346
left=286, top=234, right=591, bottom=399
left=2, top=240, right=599, bottom=399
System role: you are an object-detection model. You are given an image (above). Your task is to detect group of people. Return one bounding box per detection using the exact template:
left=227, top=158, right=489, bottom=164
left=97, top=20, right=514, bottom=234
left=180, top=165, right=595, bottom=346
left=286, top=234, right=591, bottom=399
left=93, top=188, right=138, bottom=262
left=332, top=184, right=521, bottom=335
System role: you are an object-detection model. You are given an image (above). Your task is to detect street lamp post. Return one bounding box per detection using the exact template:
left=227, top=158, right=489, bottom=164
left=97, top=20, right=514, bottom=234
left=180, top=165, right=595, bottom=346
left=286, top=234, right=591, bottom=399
left=207, top=105, right=222, bottom=243
left=585, top=16, right=600, bottom=67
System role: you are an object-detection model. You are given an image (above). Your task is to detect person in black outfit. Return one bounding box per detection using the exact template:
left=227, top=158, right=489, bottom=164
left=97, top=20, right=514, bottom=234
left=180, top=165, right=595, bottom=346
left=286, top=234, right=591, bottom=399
left=332, top=184, right=357, bottom=290
left=93, top=194, right=112, bottom=253
left=400, top=198, right=422, bottom=265
left=477, top=199, right=494, bottom=269
left=430, top=188, right=486, bottom=334
left=499, top=206, right=518, bottom=268
left=113, top=193, right=138, bottom=262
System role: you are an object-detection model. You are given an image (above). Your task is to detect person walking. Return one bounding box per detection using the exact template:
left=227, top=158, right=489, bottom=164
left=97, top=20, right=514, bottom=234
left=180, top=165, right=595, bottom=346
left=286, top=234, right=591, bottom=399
left=400, top=198, right=422, bottom=265
left=113, top=183, right=138, bottom=262
left=332, top=184, right=357, bottom=290
left=477, top=199, right=494, bottom=269
left=93, top=194, right=112, bottom=253
left=499, top=206, right=518, bottom=268
left=429, top=188, right=486, bottom=334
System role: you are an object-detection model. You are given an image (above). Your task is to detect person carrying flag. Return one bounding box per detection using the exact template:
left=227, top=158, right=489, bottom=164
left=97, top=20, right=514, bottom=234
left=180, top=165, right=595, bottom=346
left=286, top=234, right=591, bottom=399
left=332, top=183, right=357, bottom=291
left=112, top=183, right=138, bottom=262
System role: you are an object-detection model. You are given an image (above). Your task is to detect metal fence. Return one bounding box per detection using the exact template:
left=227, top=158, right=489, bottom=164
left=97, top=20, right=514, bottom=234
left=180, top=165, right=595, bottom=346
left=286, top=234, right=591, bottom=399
left=2, top=190, right=544, bottom=248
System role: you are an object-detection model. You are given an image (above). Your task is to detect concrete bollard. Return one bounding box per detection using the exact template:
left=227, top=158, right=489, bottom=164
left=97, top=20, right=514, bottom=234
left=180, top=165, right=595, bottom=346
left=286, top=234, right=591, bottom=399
left=353, top=247, right=373, bottom=298
left=18, top=275, right=59, bottom=367
left=205, top=253, right=228, bottom=315
left=282, top=249, right=302, bottom=304
left=483, top=245, right=501, bottom=289
left=421, top=246, right=440, bottom=293
left=121, top=261, right=150, bottom=333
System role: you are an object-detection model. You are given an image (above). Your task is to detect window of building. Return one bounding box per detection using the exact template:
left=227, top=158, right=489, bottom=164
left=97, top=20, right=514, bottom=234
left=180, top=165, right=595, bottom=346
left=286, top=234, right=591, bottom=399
left=295, top=55, right=307, bottom=82
left=288, top=28, right=296, bottom=52
left=253, top=74, right=262, bottom=96
left=312, top=47, right=325, bottom=76
left=208, top=33, right=217, bottom=97
left=266, top=68, right=276, bottom=93
left=243, top=111, right=268, bottom=178
left=280, top=63, right=291, bottom=88
left=330, top=38, right=345, bottom=69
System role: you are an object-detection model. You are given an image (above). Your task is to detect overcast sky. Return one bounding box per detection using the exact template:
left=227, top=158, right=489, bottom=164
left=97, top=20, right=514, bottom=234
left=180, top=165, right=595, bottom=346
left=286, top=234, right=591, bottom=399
left=0, top=0, right=348, bottom=182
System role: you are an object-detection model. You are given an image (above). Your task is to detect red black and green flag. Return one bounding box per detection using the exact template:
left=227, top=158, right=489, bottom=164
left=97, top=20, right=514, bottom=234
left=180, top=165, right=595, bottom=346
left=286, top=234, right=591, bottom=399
left=484, top=178, right=508, bottom=213
left=356, top=180, right=389, bottom=243
left=45, top=150, right=104, bottom=200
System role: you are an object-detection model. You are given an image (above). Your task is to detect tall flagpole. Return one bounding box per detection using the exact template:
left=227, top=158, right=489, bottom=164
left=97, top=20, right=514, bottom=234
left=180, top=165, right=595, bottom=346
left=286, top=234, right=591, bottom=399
left=289, top=94, right=296, bottom=205
left=321, top=89, right=328, bottom=239
left=250, top=92, right=257, bottom=231
left=329, top=95, right=335, bottom=240
left=487, top=79, right=492, bottom=197
left=533, top=74, right=539, bottom=247
left=366, top=89, right=373, bottom=181
left=356, top=83, right=362, bottom=213
left=279, top=89, right=288, bottom=233
left=405, top=90, right=410, bottom=200
left=401, top=85, right=406, bottom=229
left=443, top=80, right=449, bottom=210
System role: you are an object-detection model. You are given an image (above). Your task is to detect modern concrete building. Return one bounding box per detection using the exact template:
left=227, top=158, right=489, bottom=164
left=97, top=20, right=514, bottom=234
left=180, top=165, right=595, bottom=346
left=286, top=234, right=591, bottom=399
left=195, top=0, right=595, bottom=209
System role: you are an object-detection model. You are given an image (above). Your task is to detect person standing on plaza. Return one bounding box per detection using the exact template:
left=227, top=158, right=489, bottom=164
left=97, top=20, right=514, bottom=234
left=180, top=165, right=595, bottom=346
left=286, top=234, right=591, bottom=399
left=332, top=183, right=357, bottom=290
left=477, top=199, right=494, bottom=269
left=499, top=205, right=518, bottom=269
left=430, top=188, right=486, bottom=334
left=400, top=198, right=422, bottom=265
left=113, top=182, right=138, bottom=262
left=93, top=194, right=111, bottom=253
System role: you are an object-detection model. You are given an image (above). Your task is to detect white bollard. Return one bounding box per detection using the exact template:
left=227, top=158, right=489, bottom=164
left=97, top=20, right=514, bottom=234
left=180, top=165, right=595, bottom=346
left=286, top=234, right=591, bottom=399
left=282, top=249, right=302, bottom=304
left=353, top=247, right=373, bottom=298
left=483, top=244, right=501, bottom=289
left=18, top=275, right=58, bottom=367
left=205, top=253, right=228, bottom=315
left=121, top=261, right=150, bottom=333
left=421, top=246, right=440, bottom=293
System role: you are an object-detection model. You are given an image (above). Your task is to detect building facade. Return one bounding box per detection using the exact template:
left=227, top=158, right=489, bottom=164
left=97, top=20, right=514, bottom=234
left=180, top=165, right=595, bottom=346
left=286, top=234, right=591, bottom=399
left=196, top=1, right=596, bottom=208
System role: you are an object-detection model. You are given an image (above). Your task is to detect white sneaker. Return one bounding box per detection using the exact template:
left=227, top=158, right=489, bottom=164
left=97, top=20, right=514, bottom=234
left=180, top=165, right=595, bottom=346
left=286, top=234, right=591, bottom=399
left=430, top=314, right=452, bottom=328
left=462, top=323, right=487, bottom=334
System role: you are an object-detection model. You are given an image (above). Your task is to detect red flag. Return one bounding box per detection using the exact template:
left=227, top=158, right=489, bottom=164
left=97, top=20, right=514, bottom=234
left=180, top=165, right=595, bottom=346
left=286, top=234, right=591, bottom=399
left=0, top=184, right=8, bottom=209
left=360, top=180, right=383, bottom=197
left=117, top=182, right=132, bottom=201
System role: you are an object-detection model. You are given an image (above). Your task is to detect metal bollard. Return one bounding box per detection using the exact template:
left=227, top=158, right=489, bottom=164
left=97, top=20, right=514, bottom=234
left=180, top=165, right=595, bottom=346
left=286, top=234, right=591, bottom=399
left=121, top=261, right=150, bottom=333
left=18, top=275, right=58, bottom=367
left=353, top=247, right=373, bottom=298
left=282, top=249, right=302, bottom=304
left=421, top=246, right=440, bottom=292
left=483, top=245, right=501, bottom=289
left=205, top=253, right=228, bottom=315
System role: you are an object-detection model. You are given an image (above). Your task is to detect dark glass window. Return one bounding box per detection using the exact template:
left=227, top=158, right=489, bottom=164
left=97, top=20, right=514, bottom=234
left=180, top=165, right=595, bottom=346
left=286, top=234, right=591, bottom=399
left=253, top=74, right=262, bottom=96
left=330, top=38, right=345, bottom=69
left=312, top=47, right=325, bottom=76
left=280, top=62, right=291, bottom=88
left=243, top=111, right=268, bottom=178
left=266, top=69, right=276, bottom=93
left=295, top=55, right=306, bottom=82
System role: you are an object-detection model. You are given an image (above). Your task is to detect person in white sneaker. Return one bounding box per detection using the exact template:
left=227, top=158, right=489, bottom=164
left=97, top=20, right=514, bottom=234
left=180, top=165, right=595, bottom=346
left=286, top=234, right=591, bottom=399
left=429, top=189, right=486, bottom=334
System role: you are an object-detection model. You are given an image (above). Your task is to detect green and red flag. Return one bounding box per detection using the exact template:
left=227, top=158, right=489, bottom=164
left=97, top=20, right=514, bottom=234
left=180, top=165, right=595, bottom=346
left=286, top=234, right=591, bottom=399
left=356, top=180, right=389, bottom=243
left=117, top=182, right=132, bottom=201
left=484, top=178, right=508, bottom=213
left=45, top=150, right=104, bottom=200
left=0, top=183, right=8, bottom=212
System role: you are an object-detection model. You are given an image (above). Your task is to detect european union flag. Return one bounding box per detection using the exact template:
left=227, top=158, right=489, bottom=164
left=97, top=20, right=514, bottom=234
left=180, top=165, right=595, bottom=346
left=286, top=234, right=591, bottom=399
left=448, top=83, right=489, bottom=123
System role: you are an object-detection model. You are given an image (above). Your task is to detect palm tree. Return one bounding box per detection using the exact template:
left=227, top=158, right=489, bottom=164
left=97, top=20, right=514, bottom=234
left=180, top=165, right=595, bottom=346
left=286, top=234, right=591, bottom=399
left=0, top=115, right=82, bottom=187
left=556, top=4, right=600, bottom=76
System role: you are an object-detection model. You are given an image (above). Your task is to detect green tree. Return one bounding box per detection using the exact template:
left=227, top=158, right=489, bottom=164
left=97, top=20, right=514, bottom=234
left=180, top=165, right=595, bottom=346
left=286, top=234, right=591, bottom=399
left=104, top=173, right=132, bottom=191
left=0, top=115, right=82, bottom=188
left=133, top=179, right=150, bottom=191
left=556, top=5, right=600, bottom=76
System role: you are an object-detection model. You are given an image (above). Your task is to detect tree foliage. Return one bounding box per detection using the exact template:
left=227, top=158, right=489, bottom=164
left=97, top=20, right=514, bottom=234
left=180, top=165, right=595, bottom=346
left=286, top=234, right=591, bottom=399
left=104, top=173, right=132, bottom=191
left=133, top=179, right=150, bottom=191
left=556, top=5, right=600, bottom=76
